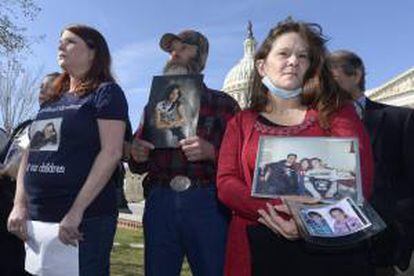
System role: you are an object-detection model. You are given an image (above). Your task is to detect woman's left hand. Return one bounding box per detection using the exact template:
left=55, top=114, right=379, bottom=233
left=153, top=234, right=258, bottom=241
left=258, top=202, right=300, bottom=240
left=59, top=209, right=84, bottom=246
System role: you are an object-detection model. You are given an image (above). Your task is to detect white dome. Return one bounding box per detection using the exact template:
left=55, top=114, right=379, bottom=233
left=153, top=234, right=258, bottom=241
left=222, top=23, right=256, bottom=109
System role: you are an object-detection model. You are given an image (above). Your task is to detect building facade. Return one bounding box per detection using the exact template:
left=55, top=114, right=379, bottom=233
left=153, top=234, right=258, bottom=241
left=366, top=67, right=414, bottom=107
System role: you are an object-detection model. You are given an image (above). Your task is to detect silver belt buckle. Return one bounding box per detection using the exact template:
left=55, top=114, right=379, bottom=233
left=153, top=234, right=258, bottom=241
left=169, top=175, right=191, bottom=192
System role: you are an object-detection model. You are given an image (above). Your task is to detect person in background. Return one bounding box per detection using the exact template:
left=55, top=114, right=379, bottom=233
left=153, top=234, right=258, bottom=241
left=0, top=72, right=59, bottom=276
left=129, top=29, right=239, bottom=276
left=7, top=24, right=128, bottom=275
left=328, top=50, right=414, bottom=275
left=216, top=18, right=374, bottom=276
left=39, top=72, right=60, bottom=106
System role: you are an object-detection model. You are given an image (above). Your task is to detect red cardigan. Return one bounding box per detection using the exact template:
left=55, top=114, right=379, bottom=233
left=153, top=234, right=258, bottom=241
left=217, top=105, right=373, bottom=276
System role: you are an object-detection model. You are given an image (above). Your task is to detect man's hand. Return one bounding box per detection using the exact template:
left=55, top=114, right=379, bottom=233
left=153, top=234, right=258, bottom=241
left=179, top=136, right=215, bottom=162
left=130, top=138, right=154, bottom=163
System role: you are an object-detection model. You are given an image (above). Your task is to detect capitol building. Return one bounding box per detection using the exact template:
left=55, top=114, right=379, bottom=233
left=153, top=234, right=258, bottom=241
left=222, top=22, right=256, bottom=109
left=222, top=22, right=414, bottom=109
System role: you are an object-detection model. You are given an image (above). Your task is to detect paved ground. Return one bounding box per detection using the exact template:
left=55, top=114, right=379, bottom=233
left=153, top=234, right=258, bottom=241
left=118, top=201, right=145, bottom=223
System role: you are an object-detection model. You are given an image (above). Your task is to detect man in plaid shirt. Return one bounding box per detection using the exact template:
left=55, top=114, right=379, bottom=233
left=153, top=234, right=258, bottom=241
left=129, top=29, right=239, bottom=276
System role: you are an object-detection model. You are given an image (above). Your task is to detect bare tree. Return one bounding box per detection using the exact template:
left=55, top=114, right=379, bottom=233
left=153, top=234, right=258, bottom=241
left=0, top=58, right=41, bottom=134
left=0, top=0, right=41, bottom=56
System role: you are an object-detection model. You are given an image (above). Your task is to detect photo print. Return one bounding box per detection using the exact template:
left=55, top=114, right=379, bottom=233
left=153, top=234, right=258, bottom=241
left=298, top=197, right=371, bottom=238
left=146, top=74, right=202, bottom=148
left=252, top=136, right=363, bottom=203
left=29, top=118, right=62, bottom=152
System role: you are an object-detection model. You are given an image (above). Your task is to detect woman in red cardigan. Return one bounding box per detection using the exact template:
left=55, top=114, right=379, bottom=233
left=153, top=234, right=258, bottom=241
left=217, top=18, right=374, bottom=276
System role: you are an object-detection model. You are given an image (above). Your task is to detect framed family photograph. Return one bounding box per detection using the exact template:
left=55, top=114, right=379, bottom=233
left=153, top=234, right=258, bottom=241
left=251, top=136, right=364, bottom=203
left=145, top=74, right=203, bottom=148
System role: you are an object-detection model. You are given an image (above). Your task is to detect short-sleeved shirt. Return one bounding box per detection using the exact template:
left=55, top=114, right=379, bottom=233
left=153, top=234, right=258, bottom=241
left=25, top=82, right=129, bottom=222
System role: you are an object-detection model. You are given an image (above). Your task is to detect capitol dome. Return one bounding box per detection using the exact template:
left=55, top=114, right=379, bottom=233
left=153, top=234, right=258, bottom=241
left=222, top=22, right=257, bottom=109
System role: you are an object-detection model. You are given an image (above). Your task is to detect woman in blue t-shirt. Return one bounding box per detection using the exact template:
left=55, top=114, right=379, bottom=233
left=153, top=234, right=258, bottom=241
left=7, top=24, right=128, bottom=275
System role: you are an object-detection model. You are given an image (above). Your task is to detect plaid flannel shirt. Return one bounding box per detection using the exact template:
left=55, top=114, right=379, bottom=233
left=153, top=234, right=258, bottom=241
left=129, top=84, right=240, bottom=184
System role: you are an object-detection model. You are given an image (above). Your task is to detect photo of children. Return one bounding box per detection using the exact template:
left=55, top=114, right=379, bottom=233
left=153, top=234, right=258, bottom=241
left=146, top=75, right=202, bottom=148
left=298, top=197, right=371, bottom=238
left=302, top=211, right=333, bottom=236
left=329, top=207, right=363, bottom=235
left=252, top=137, right=363, bottom=203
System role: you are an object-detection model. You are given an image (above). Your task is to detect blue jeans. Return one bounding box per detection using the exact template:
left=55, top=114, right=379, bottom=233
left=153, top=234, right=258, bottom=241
left=143, top=185, right=229, bottom=276
left=79, top=214, right=117, bottom=276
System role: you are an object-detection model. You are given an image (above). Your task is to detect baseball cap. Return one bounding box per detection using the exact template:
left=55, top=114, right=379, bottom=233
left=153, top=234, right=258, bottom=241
left=159, top=30, right=209, bottom=71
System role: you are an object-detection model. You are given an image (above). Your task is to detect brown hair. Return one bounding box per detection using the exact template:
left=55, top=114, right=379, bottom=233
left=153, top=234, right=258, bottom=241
left=49, top=24, right=115, bottom=101
left=327, top=50, right=366, bottom=91
left=249, top=18, right=352, bottom=129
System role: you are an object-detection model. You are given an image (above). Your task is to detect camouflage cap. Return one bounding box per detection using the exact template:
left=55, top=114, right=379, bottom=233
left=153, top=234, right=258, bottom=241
left=159, top=30, right=209, bottom=72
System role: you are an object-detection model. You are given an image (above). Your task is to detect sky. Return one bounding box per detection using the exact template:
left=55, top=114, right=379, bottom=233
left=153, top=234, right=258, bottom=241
left=19, top=0, right=414, bottom=128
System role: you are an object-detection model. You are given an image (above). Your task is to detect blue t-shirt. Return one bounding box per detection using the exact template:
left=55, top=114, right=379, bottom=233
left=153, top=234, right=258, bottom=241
left=25, top=82, right=129, bottom=222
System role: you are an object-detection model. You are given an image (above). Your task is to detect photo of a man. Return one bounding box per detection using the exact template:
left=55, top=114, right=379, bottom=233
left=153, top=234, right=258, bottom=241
left=256, top=153, right=300, bottom=195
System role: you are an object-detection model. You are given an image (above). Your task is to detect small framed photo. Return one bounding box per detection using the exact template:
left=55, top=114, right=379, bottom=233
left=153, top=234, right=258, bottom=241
left=297, top=197, right=372, bottom=237
left=145, top=74, right=203, bottom=148
left=251, top=136, right=363, bottom=203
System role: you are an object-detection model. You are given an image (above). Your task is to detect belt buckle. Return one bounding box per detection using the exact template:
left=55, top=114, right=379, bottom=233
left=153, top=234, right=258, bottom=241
left=169, top=175, right=191, bottom=192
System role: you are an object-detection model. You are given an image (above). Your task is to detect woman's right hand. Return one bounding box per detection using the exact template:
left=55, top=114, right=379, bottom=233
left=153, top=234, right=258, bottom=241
left=130, top=138, right=154, bottom=163
left=258, top=202, right=300, bottom=240
left=7, top=204, right=28, bottom=241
